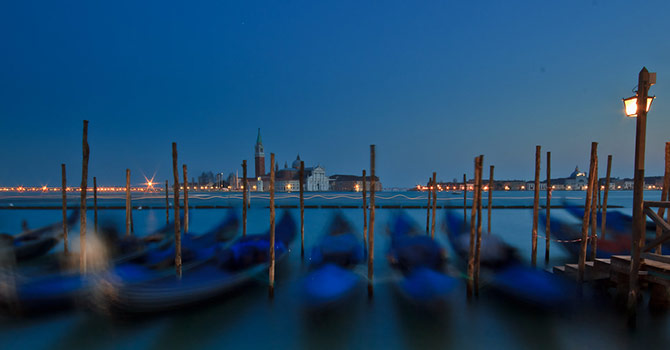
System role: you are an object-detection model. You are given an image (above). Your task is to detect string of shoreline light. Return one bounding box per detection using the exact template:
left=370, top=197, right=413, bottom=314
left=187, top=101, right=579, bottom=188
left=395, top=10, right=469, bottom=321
left=0, top=183, right=658, bottom=193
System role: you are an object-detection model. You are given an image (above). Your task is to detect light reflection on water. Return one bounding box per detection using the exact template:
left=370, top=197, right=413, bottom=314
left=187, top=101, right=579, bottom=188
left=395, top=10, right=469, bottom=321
left=1, top=191, right=669, bottom=349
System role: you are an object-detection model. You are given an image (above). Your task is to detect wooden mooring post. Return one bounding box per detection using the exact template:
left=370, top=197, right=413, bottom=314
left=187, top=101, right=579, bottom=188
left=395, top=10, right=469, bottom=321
left=80, top=120, right=89, bottom=273
left=426, top=177, right=432, bottom=234
left=467, top=156, right=482, bottom=299
left=655, top=143, right=670, bottom=254
left=488, top=165, right=494, bottom=234
left=431, top=172, right=437, bottom=240
left=242, top=160, right=248, bottom=237
left=474, top=156, right=484, bottom=296
left=93, top=176, right=98, bottom=233
left=531, top=145, right=540, bottom=267
left=300, top=161, right=305, bottom=258
left=545, top=152, right=551, bottom=263
left=362, top=169, right=367, bottom=242
left=61, top=164, right=68, bottom=254
left=578, top=142, right=598, bottom=283
left=589, top=155, right=599, bottom=261
left=183, top=164, right=189, bottom=233
left=602, top=155, right=612, bottom=239
left=368, top=145, right=376, bottom=298
left=269, top=153, right=276, bottom=298
left=172, top=143, right=182, bottom=278
left=126, top=169, right=131, bottom=236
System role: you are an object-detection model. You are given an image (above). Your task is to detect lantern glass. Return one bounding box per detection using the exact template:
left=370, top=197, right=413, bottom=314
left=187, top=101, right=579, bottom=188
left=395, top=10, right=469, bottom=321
left=623, top=95, right=655, bottom=117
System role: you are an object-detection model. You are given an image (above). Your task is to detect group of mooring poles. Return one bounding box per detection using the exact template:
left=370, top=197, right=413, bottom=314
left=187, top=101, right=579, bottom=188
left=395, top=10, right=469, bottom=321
left=462, top=156, right=499, bottom=298
left=526, top=144, right=614, bottom=281
left=58, top=125, right=380, bottom=299
left=60, top=120, right=190, bottom=275
left=263, top=145, right=377, bottom=299
left=58, top=121, right=91, bottom=272
left=463, top=143, right=615, bottom=298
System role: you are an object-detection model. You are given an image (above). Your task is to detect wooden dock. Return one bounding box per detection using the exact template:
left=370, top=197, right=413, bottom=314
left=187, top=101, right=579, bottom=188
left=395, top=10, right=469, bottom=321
left=554, top=253, right=670, bottom=305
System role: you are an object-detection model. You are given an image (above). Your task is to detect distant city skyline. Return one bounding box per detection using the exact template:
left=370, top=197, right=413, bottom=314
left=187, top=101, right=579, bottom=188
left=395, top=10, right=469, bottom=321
left=1, top=125, right=670, bottom=189
left=1, top=1, right=669, bottom=188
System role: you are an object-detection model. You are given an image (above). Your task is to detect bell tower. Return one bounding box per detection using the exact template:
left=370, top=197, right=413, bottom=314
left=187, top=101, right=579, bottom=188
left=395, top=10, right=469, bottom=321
left=254, top=128, right=265, bottom=178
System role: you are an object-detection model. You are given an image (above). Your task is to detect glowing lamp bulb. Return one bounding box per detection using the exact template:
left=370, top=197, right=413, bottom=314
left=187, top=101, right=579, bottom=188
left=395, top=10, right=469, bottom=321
left=623, top=95, right=655, bottom=117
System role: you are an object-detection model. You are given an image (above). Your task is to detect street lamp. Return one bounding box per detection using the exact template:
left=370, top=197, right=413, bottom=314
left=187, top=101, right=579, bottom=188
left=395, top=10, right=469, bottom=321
left=626, top=67, right=657, bottom=320
left=623, top=95, right=655, bottom=117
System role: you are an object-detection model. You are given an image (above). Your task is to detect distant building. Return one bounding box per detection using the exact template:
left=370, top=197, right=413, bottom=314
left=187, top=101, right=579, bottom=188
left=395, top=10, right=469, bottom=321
left=251, top=136, right=330, bottom=192
left=538, top=166, right=589, bottom=190
left=329, top=174, right=381, bottom=192
left=255, top=128, right=265, bottom=178
left=266, top=155, right=330, bottom=192
left=198, top=171, right=216, bottom=187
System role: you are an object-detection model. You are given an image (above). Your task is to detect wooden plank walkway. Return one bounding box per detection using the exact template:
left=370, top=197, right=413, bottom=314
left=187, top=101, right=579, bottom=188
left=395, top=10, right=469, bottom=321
left=553, top=254, right=670, bottom=303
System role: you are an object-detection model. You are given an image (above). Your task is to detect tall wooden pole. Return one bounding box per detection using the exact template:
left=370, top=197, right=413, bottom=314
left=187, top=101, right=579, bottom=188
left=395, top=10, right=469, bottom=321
left=579, top=142, right=598, bottom=283
left=362, top=169, right=367, bottom=242
left=242, top=160, right=248, bottom=236
left=463, top=174, right=467, bottom=223
left=299, top=161, right=305, bottom=258
left=368, top=145, right=376, bottom=298
left=589, top=155, right=599, bottom=261
left=165, top=180, right=169, bottom=225
left=183, top=164, right=189, bottom=233
left=269, top=153, right=276, bottom=298
left=474, top=156, right=484, bottom=296
left=172, top=143, right=182, bottom=278
left=80, top=120, right=89, bottom=273
left=61, top=164, right=68, bottom=254
left=655, top=143, right=670, bottom=254
left=488, top=165, right=494, bottom=234
left=125, top=169, right=131, bottom=236
left=629, top=68, right=652, bottom=320
left=431, top=172, right=437, bottom=240
left=426, top=177, right=432, bottom=234
left=532, top=145, right=541, bottom=267
left=598, top=176, right=602, bottom=210
left=93, top=176, right=98, bottom=233
left=467, top=156, right=481, bottom=299
left=602, top=155, right=612, bottom=239
left=545, top=152, right=551, bottom=263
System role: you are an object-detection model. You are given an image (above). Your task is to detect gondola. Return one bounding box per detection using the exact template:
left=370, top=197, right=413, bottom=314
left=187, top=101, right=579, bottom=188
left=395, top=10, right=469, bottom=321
left=0, top=209, right=79, bottom=262
left=563, top=204, right=656, bottom=233
left=539, top=212, right=669, bottom=259
left=387, top=212, right=456, bottom=306
left=105, top=210, right=237, bottom=267
left=1, top=211, right=240, bottom=315
left=444, top=211, right=519, bottom=268
left=301, top=212, right=366, bottom=309
left=14, top=214, right=189, bottom=279
left=95, top=211, right=296, bottom=315
left=445, top=211, right=572, bottom=308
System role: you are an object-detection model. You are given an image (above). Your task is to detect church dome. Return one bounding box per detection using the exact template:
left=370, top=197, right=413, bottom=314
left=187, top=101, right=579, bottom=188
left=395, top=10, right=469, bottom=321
left=292, top=154, right=302, bottom=169
left=569, top=166, right=585, bottom=178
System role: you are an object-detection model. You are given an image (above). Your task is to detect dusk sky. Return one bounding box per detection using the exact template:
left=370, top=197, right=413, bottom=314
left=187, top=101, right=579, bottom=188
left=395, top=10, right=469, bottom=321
left=1, top=1, right=669, bottom=188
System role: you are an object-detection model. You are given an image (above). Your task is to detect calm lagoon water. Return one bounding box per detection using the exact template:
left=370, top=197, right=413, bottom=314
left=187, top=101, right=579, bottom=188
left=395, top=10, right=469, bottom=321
left=1, top=191, right=669, bottom=349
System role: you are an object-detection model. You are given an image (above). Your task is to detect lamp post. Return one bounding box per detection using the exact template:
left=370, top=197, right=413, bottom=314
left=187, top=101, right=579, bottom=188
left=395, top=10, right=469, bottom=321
left=625, top=67, right=656, bottom=320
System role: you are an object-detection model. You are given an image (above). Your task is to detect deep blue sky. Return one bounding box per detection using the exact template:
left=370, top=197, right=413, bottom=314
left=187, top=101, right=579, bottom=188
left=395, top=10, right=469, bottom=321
left=1, top=1, right=669, bottom=188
